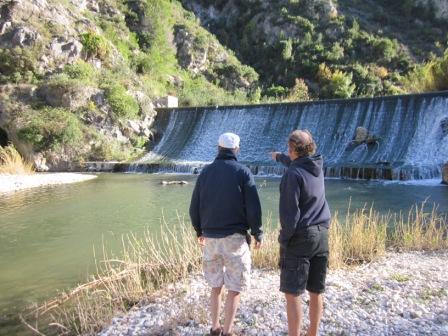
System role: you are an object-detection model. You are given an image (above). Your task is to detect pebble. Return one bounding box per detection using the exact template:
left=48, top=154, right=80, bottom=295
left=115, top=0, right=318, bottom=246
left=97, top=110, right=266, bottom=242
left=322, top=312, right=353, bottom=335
left=99, top=251, right=448, bottom=336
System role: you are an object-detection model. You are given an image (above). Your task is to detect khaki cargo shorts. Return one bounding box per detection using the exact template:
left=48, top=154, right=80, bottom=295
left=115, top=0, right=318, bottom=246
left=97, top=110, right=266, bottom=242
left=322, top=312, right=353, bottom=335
left=203, top=233, right=251, bottom=292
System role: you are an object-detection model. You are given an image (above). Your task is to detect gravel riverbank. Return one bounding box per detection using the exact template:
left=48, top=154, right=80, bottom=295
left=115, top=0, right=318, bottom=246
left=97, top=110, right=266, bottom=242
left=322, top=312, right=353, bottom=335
left=0, top=173, right=97, bottom=193
left=99, top=250, right=448, bottom=336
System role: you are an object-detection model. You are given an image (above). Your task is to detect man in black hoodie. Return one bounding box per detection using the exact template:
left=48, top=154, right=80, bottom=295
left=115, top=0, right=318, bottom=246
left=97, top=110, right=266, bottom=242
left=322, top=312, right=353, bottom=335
left=190, top=132, right=263, bottom=336
left=271, top=130, right=331, bottom=336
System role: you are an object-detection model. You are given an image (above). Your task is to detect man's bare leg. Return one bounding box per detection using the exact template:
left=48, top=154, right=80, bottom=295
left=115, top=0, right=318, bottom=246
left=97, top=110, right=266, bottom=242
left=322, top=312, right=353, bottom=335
left=285, top=293, right=303, bottom=336
left=211, top=286, right=223, bottom=331
left=307, top=292, right=323, bottom=336
left=223, top=290, right=240, bottom=334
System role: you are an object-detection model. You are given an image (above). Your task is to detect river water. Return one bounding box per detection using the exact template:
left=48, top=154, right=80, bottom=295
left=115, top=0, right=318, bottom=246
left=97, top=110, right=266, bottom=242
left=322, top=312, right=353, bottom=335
left=0, top=173, right=447, bottom=335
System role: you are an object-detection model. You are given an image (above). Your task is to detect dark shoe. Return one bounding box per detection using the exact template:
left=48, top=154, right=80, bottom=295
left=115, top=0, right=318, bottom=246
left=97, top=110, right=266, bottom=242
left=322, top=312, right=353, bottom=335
left=209, top=327, right=222, bottom=336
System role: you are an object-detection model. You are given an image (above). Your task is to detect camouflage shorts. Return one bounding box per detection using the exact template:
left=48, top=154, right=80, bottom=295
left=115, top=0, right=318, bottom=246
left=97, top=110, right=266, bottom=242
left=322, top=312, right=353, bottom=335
left=203, top=233, right=251, bottom=292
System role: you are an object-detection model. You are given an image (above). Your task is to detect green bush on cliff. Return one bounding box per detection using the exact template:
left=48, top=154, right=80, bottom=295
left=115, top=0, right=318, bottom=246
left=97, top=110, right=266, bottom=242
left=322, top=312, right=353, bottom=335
left=63, top=61, right=96, bottom=82
left=80, top=31, right=111, bottom=61
left=403, top=49, right=448, bottom=92
left=17, top=107, right=83, bottom=152
left=0, top=47, right=38, bottom=84
left=103, top=84, right=139, bottom=120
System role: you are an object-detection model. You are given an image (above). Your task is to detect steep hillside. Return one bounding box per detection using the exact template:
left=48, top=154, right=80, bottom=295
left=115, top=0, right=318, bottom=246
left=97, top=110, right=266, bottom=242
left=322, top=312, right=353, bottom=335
left=1, top=0, right=447, bottom=169
left=0, top=0, right=259, bottom=169
left=181, top=0, right=448, bottom=99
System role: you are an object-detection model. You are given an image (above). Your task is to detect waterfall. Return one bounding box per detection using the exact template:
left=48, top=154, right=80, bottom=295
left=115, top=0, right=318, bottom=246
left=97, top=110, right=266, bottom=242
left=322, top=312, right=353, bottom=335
left=133, top=91, right=448, bottom=180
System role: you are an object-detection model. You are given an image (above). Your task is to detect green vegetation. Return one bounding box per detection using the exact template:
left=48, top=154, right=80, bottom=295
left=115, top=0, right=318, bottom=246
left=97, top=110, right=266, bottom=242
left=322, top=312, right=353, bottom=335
left=80, top=30, right=111, bottom=61
left=403, top=50, right=448, bottom=92
left=390, top=273, right=411, bottom=282
left=191, top=0, right=448, bottom=99
left=103, top=83, right=140, bottom=119
left=17, top=107, right=84, bottom=152
left=0, top=47, right=39, bottom=84
left=63, top=60, right=97, bottom=82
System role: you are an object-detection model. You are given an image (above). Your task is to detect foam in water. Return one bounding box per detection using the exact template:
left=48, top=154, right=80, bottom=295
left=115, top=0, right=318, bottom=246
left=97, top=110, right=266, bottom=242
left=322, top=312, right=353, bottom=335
left=134, top=92, right=448, bottom=180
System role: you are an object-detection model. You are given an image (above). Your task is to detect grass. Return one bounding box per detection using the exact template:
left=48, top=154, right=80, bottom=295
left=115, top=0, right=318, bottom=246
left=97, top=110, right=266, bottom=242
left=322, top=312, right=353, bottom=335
left=23, top=205, right=447, bottom=335
left=0, top=144, right=34, bottom=175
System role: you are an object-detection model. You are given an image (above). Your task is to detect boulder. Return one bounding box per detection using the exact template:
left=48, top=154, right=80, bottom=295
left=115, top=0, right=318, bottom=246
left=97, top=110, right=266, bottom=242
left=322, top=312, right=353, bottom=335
left=442, top=163, right=448, bottom=185
left=11, top=26, right=40, bottom=47
left=354, top=127, right=368, bottom=143
left=48, top=37, right=83, bottom=64
left=33, top=153, right=49, bottom=172
left=37, top=84, right=98, bottom=111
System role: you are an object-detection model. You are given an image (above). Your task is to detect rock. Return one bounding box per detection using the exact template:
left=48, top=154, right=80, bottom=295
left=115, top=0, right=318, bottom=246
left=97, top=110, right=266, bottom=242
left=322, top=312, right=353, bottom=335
left=154, top=96, right=178, bottom=108
left=174, top=26, right=208, bottom=74
left=441, top=117, right=448, bottom=137
left=442, top=163, right=448, bottom=185
left=161, top=180, right=189, bottom=185
left=128, top=120, right=141, bottom=134
left=33, top=153, right=49, bottom=172
left=48, top=37, right=83, bottom=64
left=37, top=83, right=98, bottom=111
left=0, top=21, right=12, bottom=35
left=11, top=26, right=40, bottom=47
left=354, top=127, right=368, bottom=143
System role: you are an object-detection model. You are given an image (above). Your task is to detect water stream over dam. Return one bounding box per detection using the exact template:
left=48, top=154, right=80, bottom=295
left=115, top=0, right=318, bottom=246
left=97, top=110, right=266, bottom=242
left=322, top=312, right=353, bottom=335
left=133, top=91, right=448, bottom=180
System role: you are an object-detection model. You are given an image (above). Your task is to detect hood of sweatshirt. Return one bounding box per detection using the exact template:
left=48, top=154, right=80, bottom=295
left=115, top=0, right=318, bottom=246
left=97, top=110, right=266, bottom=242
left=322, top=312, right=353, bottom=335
left=291, top=155, right=324, bottom=177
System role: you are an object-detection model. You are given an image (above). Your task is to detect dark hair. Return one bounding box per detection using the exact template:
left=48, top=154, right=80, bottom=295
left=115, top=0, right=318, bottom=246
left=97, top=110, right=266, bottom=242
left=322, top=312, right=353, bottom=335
left=288, top=130, right=316, bottom=157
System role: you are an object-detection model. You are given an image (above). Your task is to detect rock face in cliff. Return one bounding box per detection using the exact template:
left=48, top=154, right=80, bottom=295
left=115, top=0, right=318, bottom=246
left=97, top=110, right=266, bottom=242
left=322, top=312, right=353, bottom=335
left=415, top=0, right=448, bottom=20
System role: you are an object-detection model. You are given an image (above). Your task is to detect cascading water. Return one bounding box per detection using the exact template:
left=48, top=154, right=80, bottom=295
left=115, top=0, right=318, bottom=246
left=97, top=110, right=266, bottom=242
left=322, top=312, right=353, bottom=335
left=132, top=91, right=448, bottom=180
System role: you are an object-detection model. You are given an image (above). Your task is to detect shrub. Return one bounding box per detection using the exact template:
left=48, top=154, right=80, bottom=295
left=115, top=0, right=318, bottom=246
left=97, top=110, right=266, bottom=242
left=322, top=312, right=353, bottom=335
left=402, top=48, right=448, bottom=92
left=17, top=108, right=83, bottom=152
left=372, top=37, right=399, bottom=63
left=0, top=47, right=37, bottom=84
left=281, top=39, right=293, bottom=61
left=80, top=31, right=111, bottom=60
left=63, top=60, right=96, bottom=82
left=264, top=85, right=288, bottom=99
left=104, top=84, right=139, bottom=120
left=287, top=78, right=310, bottom=101
left=318, top=64, right=356, bottom=99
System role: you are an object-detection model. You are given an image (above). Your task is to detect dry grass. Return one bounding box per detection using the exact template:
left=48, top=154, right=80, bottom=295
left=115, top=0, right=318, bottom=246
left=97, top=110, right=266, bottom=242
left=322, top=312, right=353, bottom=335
left=0, top=144, right=34, bottom=175
left=24, top=205, right=447, bottom=335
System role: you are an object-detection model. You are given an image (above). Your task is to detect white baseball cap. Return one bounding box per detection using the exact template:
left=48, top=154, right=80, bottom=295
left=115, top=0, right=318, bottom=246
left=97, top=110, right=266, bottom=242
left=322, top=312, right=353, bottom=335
left=218, top=132, right=240, bottom=149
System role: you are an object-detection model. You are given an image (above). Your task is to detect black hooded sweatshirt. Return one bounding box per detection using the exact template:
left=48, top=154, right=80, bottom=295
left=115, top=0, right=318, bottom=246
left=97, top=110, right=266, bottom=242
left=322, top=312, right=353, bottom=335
left=276, top=153, right=331, bottom=248
left=189, top=148, right=263, bottom=241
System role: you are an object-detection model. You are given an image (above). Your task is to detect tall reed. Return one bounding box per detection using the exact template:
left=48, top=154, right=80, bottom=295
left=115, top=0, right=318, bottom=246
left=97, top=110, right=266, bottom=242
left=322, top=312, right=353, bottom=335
left=0, top=144, right=34, bottom=175
left=24, top=205, right=447, bottom=335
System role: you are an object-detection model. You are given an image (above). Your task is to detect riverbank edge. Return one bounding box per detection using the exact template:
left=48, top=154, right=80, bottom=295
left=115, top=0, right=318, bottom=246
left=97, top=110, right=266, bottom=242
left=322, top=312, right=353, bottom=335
left=99, top=249, right=448, bottom=336
left=0, top=173, right=98, bottom=194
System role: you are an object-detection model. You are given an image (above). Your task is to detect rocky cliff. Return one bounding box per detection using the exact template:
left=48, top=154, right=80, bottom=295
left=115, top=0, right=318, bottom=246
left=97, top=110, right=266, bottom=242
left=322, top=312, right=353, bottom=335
left=0, top=0, right=259, bottom=169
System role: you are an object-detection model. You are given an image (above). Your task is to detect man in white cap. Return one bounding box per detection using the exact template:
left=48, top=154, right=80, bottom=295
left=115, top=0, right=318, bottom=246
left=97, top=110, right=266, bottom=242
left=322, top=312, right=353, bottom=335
left=190, top=132, right=263, bottom=336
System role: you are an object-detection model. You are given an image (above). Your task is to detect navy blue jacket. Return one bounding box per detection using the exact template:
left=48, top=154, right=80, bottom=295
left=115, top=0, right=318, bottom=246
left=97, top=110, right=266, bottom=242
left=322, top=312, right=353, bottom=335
left=276, top=153, right=330, bottom=248
left=189, top=149, right=263, bottom=241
